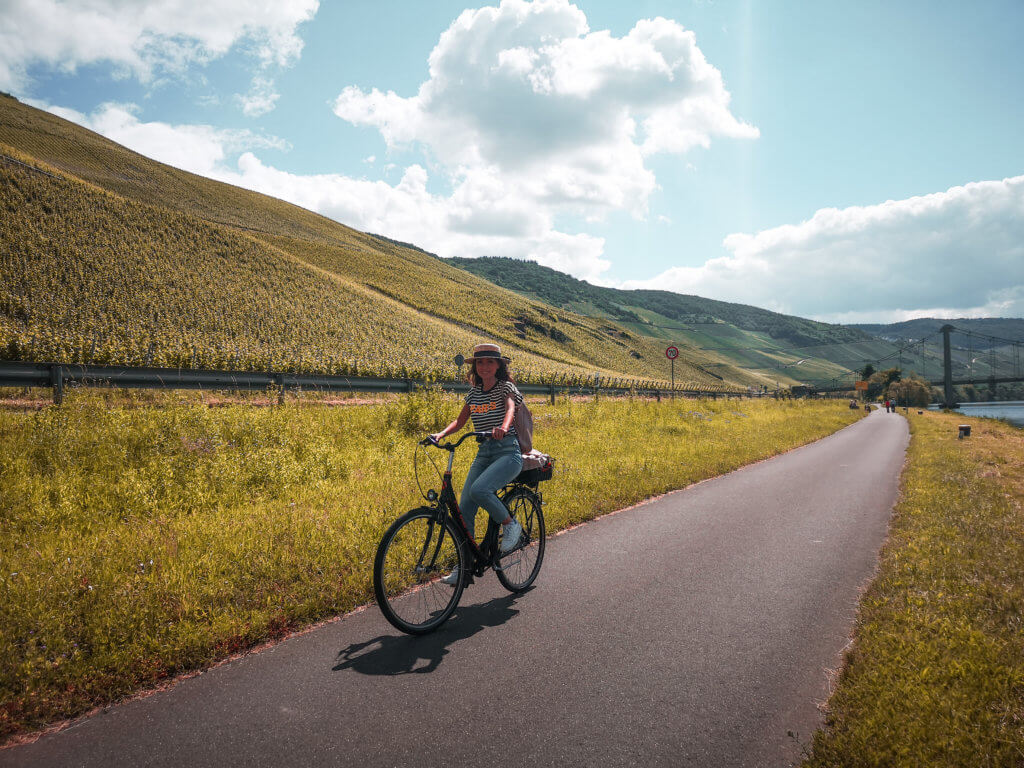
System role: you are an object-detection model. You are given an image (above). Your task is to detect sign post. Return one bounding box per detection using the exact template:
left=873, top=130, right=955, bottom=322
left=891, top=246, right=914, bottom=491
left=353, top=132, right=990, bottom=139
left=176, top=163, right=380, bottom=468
left=665, top=346, right=679, bottom=389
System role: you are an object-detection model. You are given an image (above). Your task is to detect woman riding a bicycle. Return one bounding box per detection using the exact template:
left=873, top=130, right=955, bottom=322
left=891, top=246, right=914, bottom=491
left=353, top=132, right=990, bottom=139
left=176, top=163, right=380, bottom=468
left=430, top=343, right=525, bottom=580
left=373, top=341, right=548, bottom=634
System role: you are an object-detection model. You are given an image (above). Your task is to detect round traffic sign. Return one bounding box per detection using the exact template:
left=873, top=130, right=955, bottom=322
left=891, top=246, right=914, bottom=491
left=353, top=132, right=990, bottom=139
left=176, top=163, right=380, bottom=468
left=665, top=346, right=679, bottom=360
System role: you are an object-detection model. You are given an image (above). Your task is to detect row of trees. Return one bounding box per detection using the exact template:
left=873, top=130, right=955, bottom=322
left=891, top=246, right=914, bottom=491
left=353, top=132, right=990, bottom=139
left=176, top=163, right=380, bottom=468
left=858, top=365, right=933, bottom=407
left=858, top=364, right=1024, bottom=405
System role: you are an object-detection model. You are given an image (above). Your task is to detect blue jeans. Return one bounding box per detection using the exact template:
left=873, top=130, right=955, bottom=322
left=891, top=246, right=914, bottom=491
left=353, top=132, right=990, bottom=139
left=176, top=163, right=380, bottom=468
left=459, top=435, right=523, bottom=537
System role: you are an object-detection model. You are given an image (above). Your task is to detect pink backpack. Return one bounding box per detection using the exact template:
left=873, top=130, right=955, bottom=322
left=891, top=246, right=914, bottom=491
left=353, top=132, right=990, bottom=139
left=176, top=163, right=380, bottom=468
left=513, top=399, right=534, bottom=453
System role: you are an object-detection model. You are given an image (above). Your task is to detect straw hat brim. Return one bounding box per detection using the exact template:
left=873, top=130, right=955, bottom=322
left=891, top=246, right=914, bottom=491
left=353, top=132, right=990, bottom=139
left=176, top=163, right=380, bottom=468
left=466, top=344, right=510, bottom=363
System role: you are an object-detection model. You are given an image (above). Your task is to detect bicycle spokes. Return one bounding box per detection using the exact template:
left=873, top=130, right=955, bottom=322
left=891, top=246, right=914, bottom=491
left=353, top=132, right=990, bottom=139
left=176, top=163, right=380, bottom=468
left=374, top=510, right=466, bottom=634
left=496, top=489, right=546, bottom=592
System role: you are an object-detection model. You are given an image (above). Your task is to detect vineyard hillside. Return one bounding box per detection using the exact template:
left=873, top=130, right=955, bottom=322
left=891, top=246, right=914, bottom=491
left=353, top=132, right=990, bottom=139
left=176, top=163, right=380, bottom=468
left=0, top=94, right=764, bottom=389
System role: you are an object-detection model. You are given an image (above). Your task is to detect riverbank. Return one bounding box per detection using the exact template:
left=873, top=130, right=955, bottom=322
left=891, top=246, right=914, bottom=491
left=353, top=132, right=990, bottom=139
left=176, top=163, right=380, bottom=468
left=950, top=400, right=1024, bottom=428
left=804, top=410, right=1024, bottom=765
left=1, top=394, right=861, bottom=741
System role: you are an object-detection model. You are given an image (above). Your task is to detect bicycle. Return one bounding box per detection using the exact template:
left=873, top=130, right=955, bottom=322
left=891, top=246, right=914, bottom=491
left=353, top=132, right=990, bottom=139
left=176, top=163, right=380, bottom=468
left=373, top=431, right=549, bottom=635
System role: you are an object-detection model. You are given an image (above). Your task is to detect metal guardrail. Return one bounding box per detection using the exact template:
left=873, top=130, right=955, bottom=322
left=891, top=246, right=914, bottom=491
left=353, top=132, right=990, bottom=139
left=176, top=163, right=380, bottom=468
left=0, top=361, right=750, bottom=405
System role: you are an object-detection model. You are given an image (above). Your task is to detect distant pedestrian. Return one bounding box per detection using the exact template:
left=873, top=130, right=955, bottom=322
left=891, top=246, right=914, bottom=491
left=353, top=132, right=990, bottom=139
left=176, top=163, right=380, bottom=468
left=884, top=399, right=891, bottom=413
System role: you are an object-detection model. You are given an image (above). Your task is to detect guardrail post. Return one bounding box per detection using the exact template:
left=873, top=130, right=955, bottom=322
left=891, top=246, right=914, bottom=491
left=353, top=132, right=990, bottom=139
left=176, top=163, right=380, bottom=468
left=549, top=384, right=555, bottom=405
left=276, top=374, right=285, bottom=405
left=50, top=364, right=63, bottom=406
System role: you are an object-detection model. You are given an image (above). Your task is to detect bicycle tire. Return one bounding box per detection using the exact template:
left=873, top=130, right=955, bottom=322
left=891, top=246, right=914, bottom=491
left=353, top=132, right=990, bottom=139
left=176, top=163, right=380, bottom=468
left=373, top=507, right=467, bottom=634
left=496, top=487, right=545, bottom=592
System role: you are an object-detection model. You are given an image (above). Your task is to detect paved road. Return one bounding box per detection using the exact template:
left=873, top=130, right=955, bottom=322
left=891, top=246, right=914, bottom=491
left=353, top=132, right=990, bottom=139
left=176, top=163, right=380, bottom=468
left=3, top=409, right=908, bottom=768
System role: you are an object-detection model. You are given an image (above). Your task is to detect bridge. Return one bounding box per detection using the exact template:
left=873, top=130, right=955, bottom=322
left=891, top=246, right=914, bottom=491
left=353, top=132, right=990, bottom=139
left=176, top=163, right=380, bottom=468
left=810, top=324, right=1024, bottom=407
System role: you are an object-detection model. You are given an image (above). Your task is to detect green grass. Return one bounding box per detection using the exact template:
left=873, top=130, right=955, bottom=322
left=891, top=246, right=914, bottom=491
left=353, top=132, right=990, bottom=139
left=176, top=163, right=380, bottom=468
left=0, top=394, right=861, bottom=739
left=804, top=411, right=1024, bottom=766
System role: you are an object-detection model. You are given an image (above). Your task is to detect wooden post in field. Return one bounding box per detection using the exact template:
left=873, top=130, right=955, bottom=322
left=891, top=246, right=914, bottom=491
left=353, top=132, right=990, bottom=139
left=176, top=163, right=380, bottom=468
left=50, top=364, right=63, bottom=406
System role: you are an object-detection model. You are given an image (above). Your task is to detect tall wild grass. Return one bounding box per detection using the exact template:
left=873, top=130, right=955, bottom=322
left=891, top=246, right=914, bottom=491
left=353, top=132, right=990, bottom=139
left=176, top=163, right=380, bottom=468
left=1, top=393, right=860, bottom=738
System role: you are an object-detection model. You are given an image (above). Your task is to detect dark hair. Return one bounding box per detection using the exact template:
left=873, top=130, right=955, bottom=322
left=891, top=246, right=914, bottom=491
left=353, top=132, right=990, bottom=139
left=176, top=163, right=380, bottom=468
left=468, top=358, right=515, bottom=387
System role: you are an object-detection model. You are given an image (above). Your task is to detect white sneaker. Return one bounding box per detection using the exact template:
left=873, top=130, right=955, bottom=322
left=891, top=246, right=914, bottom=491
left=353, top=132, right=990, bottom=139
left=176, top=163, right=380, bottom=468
left=500, top=519, right=523, bottom=553
left=440, top=567, right=460, bottom=586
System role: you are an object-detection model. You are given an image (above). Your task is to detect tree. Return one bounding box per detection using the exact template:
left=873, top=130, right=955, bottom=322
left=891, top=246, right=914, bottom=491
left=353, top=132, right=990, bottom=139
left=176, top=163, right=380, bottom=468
left=860, top=363, right=876, bottom=380
left=887, top=376, right=932, bottom=407
left=867, top=367, right=901, bottom=400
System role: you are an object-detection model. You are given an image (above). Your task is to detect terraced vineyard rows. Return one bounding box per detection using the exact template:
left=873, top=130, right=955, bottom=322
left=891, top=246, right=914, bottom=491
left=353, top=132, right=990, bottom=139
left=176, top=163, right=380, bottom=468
left=0, top=92, right=742, bottom=389
left=258, top=232, right=698, bottom=381
left=0, top=156, right=725, bottom=388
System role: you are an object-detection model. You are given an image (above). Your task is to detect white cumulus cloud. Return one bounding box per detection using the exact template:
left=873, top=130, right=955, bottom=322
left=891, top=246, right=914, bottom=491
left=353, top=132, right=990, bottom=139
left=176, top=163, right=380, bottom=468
left=221, top=154, right=612, bottom=282
left=36, top=101, right=289, bottom=177
left=624, top=176, right=1024, bottom=322
left=237, top=77, right=281, bottom=118
left=0, top=0, right=318, bottom=113
left=333, top=0, right=755, bottom=277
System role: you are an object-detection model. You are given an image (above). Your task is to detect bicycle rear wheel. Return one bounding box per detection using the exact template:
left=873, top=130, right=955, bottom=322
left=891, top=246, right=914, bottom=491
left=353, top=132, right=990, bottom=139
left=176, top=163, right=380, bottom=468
left=496, top=487, right=545, bottom=592
left=374, top=507, right=466, bottom=634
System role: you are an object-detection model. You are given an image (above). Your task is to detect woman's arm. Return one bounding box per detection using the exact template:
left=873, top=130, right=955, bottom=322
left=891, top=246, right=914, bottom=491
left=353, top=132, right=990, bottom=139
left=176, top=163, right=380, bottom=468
left=492, top=395, right=516, bottom=440
left=432, top=403, right=471, bottom=441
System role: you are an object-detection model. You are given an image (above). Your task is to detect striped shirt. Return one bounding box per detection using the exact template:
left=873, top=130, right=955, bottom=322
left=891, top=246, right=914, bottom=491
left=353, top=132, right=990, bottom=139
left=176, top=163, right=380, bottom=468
left=465, top=380, right=523, bottom=435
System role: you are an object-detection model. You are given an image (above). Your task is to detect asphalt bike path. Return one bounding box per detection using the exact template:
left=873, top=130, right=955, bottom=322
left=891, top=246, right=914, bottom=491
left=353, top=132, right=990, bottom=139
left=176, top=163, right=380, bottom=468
left=3, top=409, right=909, bottom=768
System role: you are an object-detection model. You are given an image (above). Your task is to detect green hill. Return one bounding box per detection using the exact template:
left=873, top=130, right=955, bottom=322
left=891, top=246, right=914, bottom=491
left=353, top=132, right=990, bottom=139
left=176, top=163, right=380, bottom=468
left=0, top=94, right=755, bottom=391
left=448, top=256, right=900, bottom=387
left=449, top=256, right=864, bottom=345
left=450, top=257, right=1024, bottom=388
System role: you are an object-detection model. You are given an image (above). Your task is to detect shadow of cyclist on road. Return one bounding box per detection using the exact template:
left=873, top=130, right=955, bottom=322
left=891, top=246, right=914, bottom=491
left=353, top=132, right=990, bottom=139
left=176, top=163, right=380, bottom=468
left=333, top=593, right=522, bottom=676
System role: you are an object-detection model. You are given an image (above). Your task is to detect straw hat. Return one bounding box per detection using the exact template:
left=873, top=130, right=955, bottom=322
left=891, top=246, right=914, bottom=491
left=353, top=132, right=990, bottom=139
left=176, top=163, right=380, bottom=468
left=465, top=343, right=510, bottom=363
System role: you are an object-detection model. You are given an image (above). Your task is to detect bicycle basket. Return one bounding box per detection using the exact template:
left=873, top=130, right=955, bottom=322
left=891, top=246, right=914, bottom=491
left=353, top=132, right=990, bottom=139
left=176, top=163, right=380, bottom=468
left=516, top=456, right=554, bottom=485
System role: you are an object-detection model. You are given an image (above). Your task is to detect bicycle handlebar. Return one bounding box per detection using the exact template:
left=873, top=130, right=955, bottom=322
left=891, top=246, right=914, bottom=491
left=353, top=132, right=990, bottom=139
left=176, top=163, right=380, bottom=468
left=420, top=431, right=491, bottom=450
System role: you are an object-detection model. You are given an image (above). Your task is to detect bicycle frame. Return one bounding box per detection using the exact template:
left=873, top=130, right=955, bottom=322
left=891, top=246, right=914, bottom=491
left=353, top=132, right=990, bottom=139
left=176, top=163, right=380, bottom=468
left=423, top=432, right=525, bottom=577
left=434, top=444, right=493, bottom=572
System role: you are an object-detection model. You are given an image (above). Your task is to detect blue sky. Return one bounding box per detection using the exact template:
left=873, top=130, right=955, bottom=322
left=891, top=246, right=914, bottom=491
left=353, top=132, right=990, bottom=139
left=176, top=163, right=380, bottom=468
left=2, top=0, right=1022, bottom=323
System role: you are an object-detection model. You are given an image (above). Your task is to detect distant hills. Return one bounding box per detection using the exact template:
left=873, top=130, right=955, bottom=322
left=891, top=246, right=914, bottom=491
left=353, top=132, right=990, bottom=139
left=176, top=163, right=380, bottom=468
left=449, top=256, right=868, bottom=347
left=851, top=318, right=1024, bottom=350
left=449, top=257, right=896, bottom=386
left=449, top=257, right=1024, bottom=388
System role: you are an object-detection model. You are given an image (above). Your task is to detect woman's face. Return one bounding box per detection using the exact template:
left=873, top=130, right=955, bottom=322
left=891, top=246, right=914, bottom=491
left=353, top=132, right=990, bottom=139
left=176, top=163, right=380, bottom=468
left=475, top=357, right=498, bottom=378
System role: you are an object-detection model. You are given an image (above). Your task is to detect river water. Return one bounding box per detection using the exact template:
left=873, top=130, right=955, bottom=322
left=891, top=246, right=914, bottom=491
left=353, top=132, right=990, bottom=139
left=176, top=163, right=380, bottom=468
left=930, top=400, right=1024, bottom=428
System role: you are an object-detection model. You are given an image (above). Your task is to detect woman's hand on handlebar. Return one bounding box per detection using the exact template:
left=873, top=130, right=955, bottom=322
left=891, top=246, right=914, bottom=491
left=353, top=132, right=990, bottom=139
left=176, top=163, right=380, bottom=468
left=421, top=430, right=490, bottom=448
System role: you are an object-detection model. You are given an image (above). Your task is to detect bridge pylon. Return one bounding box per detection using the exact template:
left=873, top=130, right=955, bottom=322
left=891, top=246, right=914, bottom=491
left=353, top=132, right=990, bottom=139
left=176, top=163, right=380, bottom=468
left=941, top=324, right=957, bottom=409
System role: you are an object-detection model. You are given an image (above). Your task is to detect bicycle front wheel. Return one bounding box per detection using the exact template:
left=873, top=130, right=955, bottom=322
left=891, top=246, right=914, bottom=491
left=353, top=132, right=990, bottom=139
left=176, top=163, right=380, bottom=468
left=496, top=488, right=545, bottom=592
left=373, top=507, right=467, bottom=634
